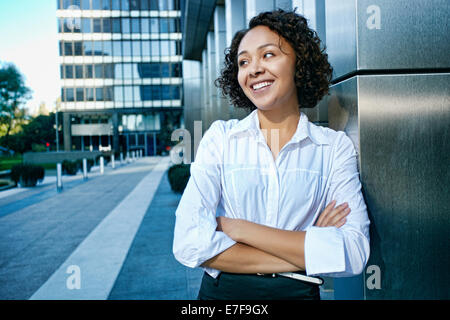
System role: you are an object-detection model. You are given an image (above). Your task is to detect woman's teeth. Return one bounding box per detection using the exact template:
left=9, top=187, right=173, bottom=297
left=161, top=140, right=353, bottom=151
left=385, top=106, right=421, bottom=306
left=252, top=81, right=273, bottom=90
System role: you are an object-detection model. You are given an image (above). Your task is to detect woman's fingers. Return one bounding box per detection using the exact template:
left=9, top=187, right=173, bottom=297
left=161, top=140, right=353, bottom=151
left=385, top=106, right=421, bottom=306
left=322, top=202, right=349, bottom=227
left=315, top=200, right=336, bottom=227
left=315, top=201, right=351, bottom=228
left=328, top=206, right=351, bottom=227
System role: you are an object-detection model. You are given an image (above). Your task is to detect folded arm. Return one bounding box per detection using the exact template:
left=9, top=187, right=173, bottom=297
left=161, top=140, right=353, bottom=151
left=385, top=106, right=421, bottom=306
left=202, top=200, right=350, bottom=272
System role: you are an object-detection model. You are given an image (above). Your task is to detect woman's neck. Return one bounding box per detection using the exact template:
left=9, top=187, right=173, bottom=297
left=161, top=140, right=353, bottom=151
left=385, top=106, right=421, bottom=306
left=257, top=106, right=300, bottom=134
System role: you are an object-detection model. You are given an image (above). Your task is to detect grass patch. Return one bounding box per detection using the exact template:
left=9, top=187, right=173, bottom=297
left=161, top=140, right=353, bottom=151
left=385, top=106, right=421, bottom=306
left=0, top=155, right=23, bottom=171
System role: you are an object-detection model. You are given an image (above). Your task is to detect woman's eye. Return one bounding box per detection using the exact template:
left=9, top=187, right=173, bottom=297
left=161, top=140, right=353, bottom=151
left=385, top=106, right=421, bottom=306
left=238, top=60, right=248, bottom=67
left=264, top=52, right=274, bottom=58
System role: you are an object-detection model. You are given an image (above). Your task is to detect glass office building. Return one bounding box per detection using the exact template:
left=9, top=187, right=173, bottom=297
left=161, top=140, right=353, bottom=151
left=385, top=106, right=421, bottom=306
left=56, top=0, right=183, bottom=155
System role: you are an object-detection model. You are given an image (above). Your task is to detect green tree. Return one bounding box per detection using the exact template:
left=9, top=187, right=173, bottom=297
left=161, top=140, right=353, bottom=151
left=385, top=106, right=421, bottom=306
left=0, top=63, right=32, bottom=145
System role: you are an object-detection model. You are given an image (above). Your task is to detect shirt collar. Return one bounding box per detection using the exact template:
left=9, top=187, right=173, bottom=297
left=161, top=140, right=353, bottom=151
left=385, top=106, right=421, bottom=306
left=227, top=109, right=330, bottom=146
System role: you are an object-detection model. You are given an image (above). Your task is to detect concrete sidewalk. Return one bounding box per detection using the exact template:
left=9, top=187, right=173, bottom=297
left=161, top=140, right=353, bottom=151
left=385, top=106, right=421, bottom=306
left=0, top=156, right=203, bottom=300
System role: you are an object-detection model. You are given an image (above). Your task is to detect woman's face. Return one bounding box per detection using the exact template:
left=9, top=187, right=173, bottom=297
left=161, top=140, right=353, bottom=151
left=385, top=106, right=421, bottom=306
left=237, top=25, right=298, bottom=111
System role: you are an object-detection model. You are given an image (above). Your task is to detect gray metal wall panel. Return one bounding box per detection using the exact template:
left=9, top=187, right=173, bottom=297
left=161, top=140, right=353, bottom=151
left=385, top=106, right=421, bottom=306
left=357, top=74, right=450, bottom=299
left=326, top=0, right=450, bottom=80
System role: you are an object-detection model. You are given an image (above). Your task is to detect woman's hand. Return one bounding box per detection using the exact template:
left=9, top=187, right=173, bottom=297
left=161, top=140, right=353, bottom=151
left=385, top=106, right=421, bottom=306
left=216, top=216, right=245, bottom=242
left=314, top=200, right=351, bottom=228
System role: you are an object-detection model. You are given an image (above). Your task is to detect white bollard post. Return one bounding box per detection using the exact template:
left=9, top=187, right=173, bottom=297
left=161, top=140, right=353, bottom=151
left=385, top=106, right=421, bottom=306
left=56, top=163, right=63, bottom=192
left=120, top=152, right=124, bottom=164
left=82, top=158, right=88, bottom=180
left=111, top=154, right=115, bottom=169
left=100, top=156, right=104, bottom=174
left=126, top=151, right=130, bottom=163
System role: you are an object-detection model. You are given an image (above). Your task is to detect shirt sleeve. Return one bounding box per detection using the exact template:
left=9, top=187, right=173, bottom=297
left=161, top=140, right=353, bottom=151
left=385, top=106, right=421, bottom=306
left=304, top=132, right=371, bottom=277
left=172, top=120, right=237, bottom=269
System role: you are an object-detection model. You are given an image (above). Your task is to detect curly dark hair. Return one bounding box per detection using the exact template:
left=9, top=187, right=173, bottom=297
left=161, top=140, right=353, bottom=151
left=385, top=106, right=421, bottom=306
left=215, top=9, right=333, bottom=110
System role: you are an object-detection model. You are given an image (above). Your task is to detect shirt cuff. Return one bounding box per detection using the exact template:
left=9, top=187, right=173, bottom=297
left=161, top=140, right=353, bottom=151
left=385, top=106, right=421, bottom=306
left=304, top=226, right=346, bottom=276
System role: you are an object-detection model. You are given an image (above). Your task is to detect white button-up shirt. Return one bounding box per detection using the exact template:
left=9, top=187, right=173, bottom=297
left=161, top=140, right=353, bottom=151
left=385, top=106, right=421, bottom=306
left=173, top=109, right=370, bottom=278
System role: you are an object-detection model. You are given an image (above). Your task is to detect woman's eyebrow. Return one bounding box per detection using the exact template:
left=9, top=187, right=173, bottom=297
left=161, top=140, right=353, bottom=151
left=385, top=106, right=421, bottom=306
left=237, top=43, right=278, bottom=57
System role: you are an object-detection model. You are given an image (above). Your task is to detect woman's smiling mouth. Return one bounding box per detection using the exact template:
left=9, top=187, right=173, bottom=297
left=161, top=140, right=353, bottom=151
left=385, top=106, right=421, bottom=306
left=250, top=80, right=274, bottom=92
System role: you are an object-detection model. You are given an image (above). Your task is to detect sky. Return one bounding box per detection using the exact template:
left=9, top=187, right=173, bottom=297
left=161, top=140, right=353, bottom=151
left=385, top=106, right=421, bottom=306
left=0, top=0, right=60, bottom=115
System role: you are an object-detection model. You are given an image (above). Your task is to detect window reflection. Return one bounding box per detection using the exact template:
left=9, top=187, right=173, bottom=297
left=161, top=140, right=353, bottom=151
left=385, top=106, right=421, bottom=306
left=113, top=40, right=122, bottom=56
left=131, top=18, right=140, bottom=33
left=93, top=18, right=102, bottom=32
left=112, top=18, right=121, bottom=33
left=122, top=18, right=130, bottom=33
left=96, top=87, right=104, bottom=101
left=124, top=86, right=133, bottom=101
left=75, top=65, right=83, bottom=79
left=123, top=41, right=131, bottom=56
left=115, top=64, right=123, bottom=79
left=93, top=41, right=102, bottom=55
left=150, top=18, right=159, bottom=33
left=86, top=88, right=95, bottom=101
left=142, top=41, right=150, bottom=55
left=114, top=86, right=123, bottom=101
left=132, top=41, right=141, bottom=56
left=121, top=0, right=129, bottom=11
left=83, top=41, right=93, bottom=55
left=82, top=18, right=92, bottom=33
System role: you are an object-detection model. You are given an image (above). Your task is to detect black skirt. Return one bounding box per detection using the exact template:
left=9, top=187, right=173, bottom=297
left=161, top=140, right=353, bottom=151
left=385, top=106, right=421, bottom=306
left=197, top=271, right=320, bottom=300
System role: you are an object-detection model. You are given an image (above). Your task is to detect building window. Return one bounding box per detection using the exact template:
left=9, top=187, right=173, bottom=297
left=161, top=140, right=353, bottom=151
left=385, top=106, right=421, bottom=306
left=103, top=41, right=113, bottom=56
left=112, top=18, right=121, bottom=33
left=83, top=41, right=93, bottom=56
left=102, top=0, right=111, bottom=10
left=150, top=18, right=159, bottom=33
left=123, top=41, right=132, bottom=56
left=124, top=86, right=133, bottom=101
left=93, top=41, right=103, bottom=55
left=131, top=18, right=140, bottom=33
left=141, top=18, right=149, bottom=33
left=123, top=64, right=132, bottom=79
left=64, top=41, right=73, bottom=55
left=81, top=18, right=92, bottom=33
left=141, top=40, right=150, bottom=56
left=122, top=18, right=130, bottom=33
left=66, top=88, right=75, bottom=101
left=113, top=40, right=122, bottom=56
left=85, top=65, right=93, bottom=78
left=102, top=18, right=111, bottom=33
left=114, top=64, right=123, bottom=79
left=76, top=87, right=84, bottom=101
left=151, top=41, right=159, bottom=55
left=104, top=64, right=114, bottom=78
left=92, top=0, right=101, bottom=10
left=81, top=0, right=91, bottom=10
left=93, top=18, right=102, bottom=33
left=96, top=87, right=104, bottom=101
left=132, top=41, right=141, bottom=56
left=75, top=65, right=83, bottom=78
left=95, top=64, right=103, bottom=78
left=130, top=0, right=140, bottom=10
left=86, top=88, right=95, bottom=101
left=65, top=65, right=74, bottom=78
left=74, top=42, right=83, bottom=55
left=121, top=0, right=129, bottom=11
left=140, top=0, right=149, bottom=10
left=111, top=0, right=120, bottom=10
left=114, top=86, right=124, bottom=101
left=104, top=86, right=114, bottom=100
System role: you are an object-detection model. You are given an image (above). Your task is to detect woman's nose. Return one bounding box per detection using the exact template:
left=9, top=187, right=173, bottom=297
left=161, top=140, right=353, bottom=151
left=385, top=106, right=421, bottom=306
left=249, top=61, right=264, bottom=77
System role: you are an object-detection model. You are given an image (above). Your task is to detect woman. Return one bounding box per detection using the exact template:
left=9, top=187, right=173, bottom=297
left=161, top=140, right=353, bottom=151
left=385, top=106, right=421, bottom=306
left=173, top=9, right=370, bottom=300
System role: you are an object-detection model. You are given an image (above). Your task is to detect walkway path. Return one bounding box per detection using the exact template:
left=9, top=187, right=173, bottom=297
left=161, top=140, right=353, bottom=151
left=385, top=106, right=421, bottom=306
left=0, top=156, right=202, bottom=300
